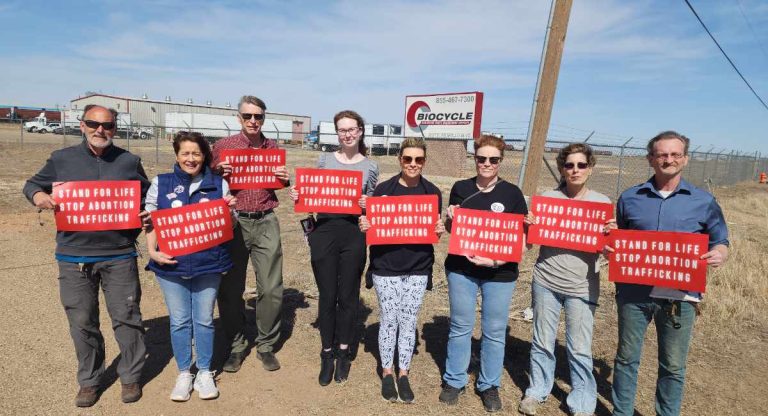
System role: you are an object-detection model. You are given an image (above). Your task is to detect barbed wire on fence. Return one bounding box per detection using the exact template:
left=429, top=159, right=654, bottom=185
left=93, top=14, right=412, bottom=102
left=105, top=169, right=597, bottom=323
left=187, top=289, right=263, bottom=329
left=3, top=118, right=765, bottom=200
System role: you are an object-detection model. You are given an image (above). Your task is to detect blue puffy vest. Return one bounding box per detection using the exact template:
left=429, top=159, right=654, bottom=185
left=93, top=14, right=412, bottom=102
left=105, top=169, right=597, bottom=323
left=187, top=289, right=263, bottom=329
left=147, top=164, right=232, bottom=278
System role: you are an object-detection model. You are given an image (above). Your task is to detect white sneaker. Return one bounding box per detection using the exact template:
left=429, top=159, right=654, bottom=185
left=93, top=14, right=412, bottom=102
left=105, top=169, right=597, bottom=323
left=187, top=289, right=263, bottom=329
left=170, top=372, right=195, bottom=402
left=193, top=370, right=219, bottom=400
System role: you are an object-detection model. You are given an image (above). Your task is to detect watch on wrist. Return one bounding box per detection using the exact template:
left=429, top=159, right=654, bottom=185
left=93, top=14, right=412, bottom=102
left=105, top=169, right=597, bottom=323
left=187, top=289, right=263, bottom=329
left=492, top=260, right=499, bottom=268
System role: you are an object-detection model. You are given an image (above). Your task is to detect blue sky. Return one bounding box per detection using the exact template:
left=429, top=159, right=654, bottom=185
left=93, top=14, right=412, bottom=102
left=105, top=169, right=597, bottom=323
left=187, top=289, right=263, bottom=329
left=1, top=0, right=767, bottom=154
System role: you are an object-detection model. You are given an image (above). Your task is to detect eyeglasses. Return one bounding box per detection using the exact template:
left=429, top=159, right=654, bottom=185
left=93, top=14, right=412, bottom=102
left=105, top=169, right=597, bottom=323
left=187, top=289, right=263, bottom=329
left=83, top=120, right=116, bottom=130
left=337, top=127, right=361, bottom=136
left=401, top=156, right=425, bottom=165
left=240, top=113, right=265, bottom=121
left=474, top=156, right=502, bottom=165
left=563, top=162, right=589, bottom=170
left=653, top=152, right=685, bottom=161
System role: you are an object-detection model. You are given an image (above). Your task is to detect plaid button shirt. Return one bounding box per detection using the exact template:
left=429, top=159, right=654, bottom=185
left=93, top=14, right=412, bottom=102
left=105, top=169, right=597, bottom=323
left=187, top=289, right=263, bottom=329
left=211, top=132, right=280, bottom=212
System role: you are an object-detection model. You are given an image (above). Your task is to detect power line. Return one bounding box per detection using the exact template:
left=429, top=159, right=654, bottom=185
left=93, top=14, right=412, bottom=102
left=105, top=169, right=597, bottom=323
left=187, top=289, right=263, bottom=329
left=734, top=0, right=768, bottom=63
left=683, top=0, right=768, bottom=111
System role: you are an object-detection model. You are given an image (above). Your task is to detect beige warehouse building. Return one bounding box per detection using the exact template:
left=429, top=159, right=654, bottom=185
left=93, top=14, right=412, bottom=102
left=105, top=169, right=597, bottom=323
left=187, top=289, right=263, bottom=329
left=69, top=94, right=311, bottom=141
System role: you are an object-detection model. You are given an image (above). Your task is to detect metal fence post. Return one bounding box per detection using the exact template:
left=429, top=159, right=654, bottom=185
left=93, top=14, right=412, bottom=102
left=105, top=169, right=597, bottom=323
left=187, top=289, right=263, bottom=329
left=615, top=137, right=632, bottom=200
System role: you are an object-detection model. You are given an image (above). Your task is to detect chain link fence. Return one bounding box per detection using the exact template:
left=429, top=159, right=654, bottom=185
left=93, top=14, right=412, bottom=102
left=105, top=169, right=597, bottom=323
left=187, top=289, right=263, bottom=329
left=3, top=120, right=766, bottom=197
left=489, top=139, right=766, bottom=199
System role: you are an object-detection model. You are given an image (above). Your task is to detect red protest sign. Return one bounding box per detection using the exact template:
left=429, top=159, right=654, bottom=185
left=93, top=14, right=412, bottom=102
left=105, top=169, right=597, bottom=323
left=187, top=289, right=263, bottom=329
left=608, top=229, right=709, bottom=292
left=527, top=195, right=613, bottom=252
left=53, top=181, right=142, bottom=231
left=152, top=199, right=234, bottom=257
left=220, top=148, right=286, bottom=189
left=448, top=208, right=525, bottom=262
left=294, top=168, right=362, bottom=214
left=366, top=195, right=439, bottom=245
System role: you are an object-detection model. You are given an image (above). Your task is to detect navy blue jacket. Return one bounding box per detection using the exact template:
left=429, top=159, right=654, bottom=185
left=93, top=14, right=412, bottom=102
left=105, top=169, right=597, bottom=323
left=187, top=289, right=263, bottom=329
left=147, top=164, right=232, bottom=278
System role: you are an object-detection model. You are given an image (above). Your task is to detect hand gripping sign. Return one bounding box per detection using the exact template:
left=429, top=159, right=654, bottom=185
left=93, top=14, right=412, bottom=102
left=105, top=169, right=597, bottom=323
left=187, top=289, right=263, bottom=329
left=448, top=208, right=525, bottom=262
left=527, top=195, right=614, bottom=252
left=294, top=168, right=363, bottom=215
left=220, top=148, right=286, bottom=189
left=608, top=229, right=709, bottom=292
left=152, top=199, right=234, bottom=257
left=366, top=195, right=439, bottom=245
left=53, top=180, right=142, bottom=231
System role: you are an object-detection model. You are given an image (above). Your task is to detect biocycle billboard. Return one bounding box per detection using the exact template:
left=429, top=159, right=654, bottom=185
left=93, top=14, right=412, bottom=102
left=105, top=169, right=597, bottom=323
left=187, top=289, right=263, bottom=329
left=404, top=92, right=483, bottom=139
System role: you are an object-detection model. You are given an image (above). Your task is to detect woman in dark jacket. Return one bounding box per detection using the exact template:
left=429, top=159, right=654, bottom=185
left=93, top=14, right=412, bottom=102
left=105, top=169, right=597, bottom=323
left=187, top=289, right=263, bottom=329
left=145, top=131, right=235, bottom=401
left=359, top=138, right=444, bottom=403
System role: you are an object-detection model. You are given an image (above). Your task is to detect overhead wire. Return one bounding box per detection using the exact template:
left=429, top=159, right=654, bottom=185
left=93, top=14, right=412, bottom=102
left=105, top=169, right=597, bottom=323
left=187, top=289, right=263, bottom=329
left=683, top=0, right=768, bottom=110
left=734, top=0, right=768, bottom=63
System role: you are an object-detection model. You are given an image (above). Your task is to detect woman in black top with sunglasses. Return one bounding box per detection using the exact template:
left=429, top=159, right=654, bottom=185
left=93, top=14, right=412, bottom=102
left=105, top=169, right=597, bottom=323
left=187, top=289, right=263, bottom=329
left=358, top=138, right=444, bottom=403
left=439, top=134, right=528, bottom=412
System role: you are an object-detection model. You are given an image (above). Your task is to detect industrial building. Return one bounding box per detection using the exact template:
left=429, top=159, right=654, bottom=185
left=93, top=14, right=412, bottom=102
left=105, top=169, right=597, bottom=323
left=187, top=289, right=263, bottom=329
left=69, top=94, right=311, bottom=141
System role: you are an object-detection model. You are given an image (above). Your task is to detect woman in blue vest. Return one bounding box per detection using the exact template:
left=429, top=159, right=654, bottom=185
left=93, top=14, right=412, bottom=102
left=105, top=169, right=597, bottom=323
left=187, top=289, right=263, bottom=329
left=145, top=131, right=235, bottom=402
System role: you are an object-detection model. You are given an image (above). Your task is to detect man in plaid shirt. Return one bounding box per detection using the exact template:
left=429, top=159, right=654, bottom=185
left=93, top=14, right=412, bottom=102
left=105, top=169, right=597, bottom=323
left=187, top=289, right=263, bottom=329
left=211, top=95, right=290, bottom=372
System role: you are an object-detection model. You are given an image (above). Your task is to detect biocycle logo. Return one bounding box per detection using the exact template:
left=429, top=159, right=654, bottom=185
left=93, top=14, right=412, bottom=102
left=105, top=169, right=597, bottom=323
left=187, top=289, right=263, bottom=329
left=406, top=100, right=474, bottom=129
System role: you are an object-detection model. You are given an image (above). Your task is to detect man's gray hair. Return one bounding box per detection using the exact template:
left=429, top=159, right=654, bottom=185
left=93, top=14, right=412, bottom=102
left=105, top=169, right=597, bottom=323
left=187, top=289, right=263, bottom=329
left=646, top=130, right=690, bottom=156
left=82, top=104, right=118, bottom=123
left=238, top=96, right=267, bottom=112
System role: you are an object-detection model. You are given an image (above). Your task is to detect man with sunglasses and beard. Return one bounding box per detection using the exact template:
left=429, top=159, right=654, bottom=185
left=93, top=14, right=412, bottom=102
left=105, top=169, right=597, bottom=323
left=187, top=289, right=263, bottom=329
left=211, top=95, right=290, bottom=373
left=23, top=104, right=151, bottom=407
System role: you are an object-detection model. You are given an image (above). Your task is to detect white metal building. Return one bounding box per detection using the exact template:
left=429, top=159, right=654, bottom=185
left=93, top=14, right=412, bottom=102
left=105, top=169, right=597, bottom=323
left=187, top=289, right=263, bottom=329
left=69, top=93, right=311, bottom=141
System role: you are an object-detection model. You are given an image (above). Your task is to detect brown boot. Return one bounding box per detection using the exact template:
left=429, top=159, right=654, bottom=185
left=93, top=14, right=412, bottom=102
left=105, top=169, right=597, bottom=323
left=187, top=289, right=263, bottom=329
left=75, top=386, right=99, bottom=407
left=121, top=383, right=142, bottom=403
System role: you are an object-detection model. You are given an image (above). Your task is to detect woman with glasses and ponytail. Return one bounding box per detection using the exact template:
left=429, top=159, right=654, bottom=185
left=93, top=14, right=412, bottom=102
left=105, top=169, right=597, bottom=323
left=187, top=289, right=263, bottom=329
left=439, top=135, right=528, bottom=412
left=357, top=138, right=444, bottom=403
left=518, top=143, right=614, bottom=416
left=289, top=110, right=379, bottom=386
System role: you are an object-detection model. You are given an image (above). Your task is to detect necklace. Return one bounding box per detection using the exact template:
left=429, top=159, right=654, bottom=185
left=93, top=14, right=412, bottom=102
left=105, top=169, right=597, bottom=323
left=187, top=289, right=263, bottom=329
left=475, top=177, right=499, bottom=192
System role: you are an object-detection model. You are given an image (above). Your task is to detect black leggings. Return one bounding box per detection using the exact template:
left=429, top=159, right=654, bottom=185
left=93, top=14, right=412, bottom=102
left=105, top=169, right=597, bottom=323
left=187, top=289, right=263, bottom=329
left=308, top=217, right=366, bottom=349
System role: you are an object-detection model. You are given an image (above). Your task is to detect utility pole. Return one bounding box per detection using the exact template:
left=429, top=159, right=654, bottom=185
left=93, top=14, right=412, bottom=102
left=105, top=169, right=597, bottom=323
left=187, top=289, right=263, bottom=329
left=519, top=0, right=573, bottom=195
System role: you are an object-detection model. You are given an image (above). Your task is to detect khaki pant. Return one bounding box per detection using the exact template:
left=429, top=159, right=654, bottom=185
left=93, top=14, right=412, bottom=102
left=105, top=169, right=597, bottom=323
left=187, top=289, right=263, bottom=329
left=218, top=213, right=283, bottom=354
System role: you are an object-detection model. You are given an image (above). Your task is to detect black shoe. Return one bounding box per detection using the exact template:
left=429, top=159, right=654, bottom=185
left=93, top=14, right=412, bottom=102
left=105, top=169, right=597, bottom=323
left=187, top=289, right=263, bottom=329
left=257, top=351, right=281, bottom=371
left=222, top=351, right=246, bottom=373
left=120, top=383, right=142, bottom=404
left=75, top=386, right=99, bottom=407
left=438, top=384, right=465, bottom=405
left=334, top=348, right=351, bottom=383
left=480, top=387, right=502, bottom=412
left=381, top=374, right=398, bottom=402
left=397, top=375, right=414, bottom=403
left=318, top=350, right=335, bottom=386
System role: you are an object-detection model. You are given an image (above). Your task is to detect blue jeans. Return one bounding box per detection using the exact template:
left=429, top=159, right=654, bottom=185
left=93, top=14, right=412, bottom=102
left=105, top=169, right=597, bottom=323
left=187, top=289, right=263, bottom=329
left=526, top=282, right=597, bottom=414
left=443, top=271, right=516, bottom=392
left=156, top=273, right=221, bottom=372
left=611, top=298, right=696, bottom=416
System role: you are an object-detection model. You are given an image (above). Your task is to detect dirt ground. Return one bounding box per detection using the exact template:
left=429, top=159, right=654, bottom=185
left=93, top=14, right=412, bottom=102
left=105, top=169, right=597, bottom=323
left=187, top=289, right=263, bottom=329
left=1, top=137, right=765, bottom=415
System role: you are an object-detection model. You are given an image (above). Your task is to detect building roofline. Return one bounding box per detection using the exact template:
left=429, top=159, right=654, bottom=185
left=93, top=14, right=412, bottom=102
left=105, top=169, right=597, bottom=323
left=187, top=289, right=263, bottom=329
left=70, top=93, right=309, bottom=118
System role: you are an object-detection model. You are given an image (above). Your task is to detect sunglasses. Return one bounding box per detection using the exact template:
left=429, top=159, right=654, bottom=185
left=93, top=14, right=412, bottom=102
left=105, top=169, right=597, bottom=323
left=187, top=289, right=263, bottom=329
left=474, top=156, right=502, bottom=165
left=401, top=156, right=425, bottom=165
left=83, top=120, right=116, bottom=130
left=563, top=162, right=589, bottom=170
left=240, top=113, right=265, bottom=121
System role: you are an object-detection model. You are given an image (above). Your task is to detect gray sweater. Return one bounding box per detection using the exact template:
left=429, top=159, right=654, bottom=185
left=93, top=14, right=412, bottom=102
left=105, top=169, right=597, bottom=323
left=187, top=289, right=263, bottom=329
left=532, top=188, right=611, bottom=303
left=23, top=140, right=150, bottom=256
left=315, top=152, right=379, bottom=220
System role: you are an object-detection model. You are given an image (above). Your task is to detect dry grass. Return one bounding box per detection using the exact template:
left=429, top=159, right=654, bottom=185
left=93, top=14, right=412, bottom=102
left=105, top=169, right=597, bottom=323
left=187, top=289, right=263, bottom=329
left=1, top=141, right=767, bottom=415
left=702, top=184, right=768, bottom=330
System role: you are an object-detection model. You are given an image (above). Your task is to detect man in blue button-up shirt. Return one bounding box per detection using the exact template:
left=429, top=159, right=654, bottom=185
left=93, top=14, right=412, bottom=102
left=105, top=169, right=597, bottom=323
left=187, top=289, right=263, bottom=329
left=609, top=131, right=729, bottom=416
